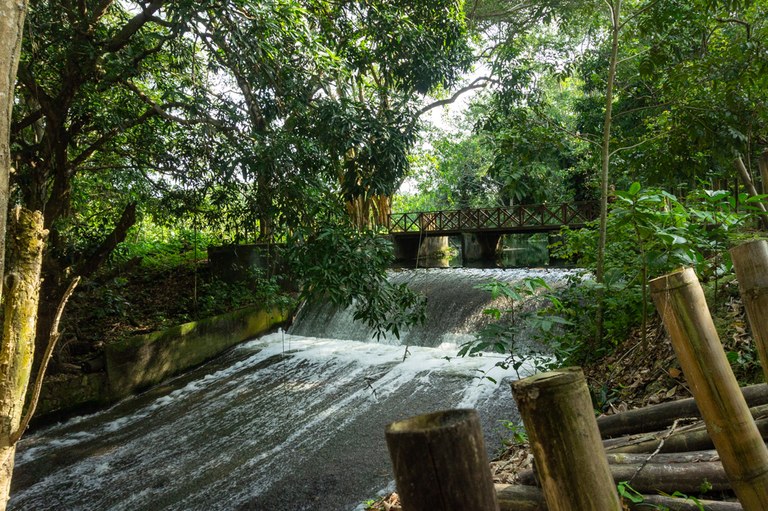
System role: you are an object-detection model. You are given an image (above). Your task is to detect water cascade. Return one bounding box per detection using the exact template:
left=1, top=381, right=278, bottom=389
left=9, top=267, right=574, bottom=511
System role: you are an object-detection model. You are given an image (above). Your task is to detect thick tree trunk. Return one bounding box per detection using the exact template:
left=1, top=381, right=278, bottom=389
left=0, top=2, right=30, bottom=509
left=0, top=209, right=45, bottom=509
left=0, top=0, right=28, bottom=307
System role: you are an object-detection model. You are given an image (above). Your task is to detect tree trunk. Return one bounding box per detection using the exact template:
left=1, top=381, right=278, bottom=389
left=595, top=0, right=621, bottom=342
left=511, top=368, right=621, bottom=511
left=604, top=450, right=720, bottom=464
left=758, top=150, right=768, bottom=195
left=0, top=208, right=45, bottom=509
left=33, top=201, right=137, bottom=367
left=385, top=409, right=499, bottom=511
left=0, top=0, right=28, bottom=307
left=650, top=268, right=768, bottom=510
left=734, top=156, right=768, bottom=228
left=0, top=2, right=31, bottom=508
left=603, top=413, right=768, bottom=454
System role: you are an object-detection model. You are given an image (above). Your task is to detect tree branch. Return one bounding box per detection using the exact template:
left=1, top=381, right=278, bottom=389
left=77, top=202, right=137, bottom=279
left=715, top=18, right=751, bottom=40
left=10, top=276, right=81, bottom=445
left=416, top=77, right=495, bottom=118
left=609, top=132, right=665, bottom=157
left=104, top=0, right=165, bottom=53
left=11, top=109, right=43, bottom=134
left=122, top=81, right=230, bottom=128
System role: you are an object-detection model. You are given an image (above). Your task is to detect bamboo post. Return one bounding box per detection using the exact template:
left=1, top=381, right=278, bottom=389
left=385, top=409, right=499, bottom=511
left=510, top=367, right=621, bottom=511
left=731, top=240, right=768, bottom=381
left=650, top=268, right=768, bottom=510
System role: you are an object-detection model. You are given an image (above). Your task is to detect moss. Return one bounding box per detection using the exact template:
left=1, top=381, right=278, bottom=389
left=105, top=305, right=290, bottom=397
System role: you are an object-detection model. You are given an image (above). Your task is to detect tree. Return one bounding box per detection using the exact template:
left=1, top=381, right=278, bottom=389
left=1, top=1, right=48, bottom=508
left=11, top=0, right=216, bottom=362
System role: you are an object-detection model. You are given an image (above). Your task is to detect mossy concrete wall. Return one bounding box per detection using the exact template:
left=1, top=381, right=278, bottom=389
left=35, top=305, right=289, bottom=420
left=105, top=306, right=289, bottom=398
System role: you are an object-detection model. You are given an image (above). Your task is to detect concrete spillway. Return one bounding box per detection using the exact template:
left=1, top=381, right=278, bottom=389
left=10, top=267, right=573, bottom=510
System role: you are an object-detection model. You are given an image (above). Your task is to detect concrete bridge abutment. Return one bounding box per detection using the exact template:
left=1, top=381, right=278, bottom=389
left=461, top=233, right=501, bottom=262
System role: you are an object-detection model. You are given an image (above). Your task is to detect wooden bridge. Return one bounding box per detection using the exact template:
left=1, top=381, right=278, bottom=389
left=387, top=201, right=599, bottom=261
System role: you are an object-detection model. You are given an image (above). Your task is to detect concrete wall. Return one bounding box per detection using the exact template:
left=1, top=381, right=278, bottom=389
left=461, top=232, right=502, bottom=261
left=34, top=305, right=289, bottom=420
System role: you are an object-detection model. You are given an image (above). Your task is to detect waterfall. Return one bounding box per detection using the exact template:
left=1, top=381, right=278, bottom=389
left=290, top=267, right=574, bottom=347
left=9, top=267, right=574, bottom=511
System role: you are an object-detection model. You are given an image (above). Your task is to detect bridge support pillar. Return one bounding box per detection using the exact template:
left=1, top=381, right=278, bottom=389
left=462, top=233, right=501, bottom=262
left=391, top=235, right=420, bottom=262
left=392, top=235, right=452, bottom=262
left=418, top=236, right=449, bottom=260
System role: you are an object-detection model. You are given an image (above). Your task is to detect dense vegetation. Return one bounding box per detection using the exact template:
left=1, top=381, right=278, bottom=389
left=2, top=0, right=768, bottom=505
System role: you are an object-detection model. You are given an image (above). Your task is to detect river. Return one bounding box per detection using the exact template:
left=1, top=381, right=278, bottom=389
left=9, top=267, right=574, bottom=511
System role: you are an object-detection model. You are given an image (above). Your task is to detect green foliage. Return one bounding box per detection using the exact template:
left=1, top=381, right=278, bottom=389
left=458, top=277, right=571, bottom=378
left=197, top=271, right=293, bottom=318
left=395, top=127, right=497, bottom=212
left=617, top=481, right=644, bottom=504
left=500, top=420, right=528, bottom=447
left=288, top=224, right=426, bottom=339
left=548, top=183, right=755, bottom=364
left=111, top=222, right=215, bottom=272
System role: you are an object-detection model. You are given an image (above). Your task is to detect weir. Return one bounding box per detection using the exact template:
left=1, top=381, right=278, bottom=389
left=9, top=267, right=574, bottom=511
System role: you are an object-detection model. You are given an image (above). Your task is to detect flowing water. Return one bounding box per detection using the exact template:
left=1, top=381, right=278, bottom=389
left=9, top=267, right=574, bottom=511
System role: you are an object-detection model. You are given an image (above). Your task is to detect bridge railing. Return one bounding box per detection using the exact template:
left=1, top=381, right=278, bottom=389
left=388, top=202, right=599, bottom=233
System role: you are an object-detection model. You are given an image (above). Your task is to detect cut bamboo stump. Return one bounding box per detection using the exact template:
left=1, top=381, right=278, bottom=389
left=385, top=409, right=499, bottom=511
left=511, top=367, right=621, bottom=511
left=650, top=268, right=768, bottom=510
left=731, top=240, right=768, bottom=381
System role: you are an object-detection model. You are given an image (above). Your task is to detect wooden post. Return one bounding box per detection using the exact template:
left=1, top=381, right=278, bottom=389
left=511, top=367, right=621, bottom=511
left=731, top=240, right=768, bottom=381
left=650, top=268, right=768, bottom=510
left=385, top=409, right=499, bottom=511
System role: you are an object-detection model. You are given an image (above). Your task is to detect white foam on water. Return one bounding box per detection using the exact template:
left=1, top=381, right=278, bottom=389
left=11, top=268, right=575, bottom=511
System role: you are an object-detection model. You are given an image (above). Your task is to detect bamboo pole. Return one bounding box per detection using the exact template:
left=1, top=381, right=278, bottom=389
left=511, top=367, right=621, bottom=511
left=758, top=150, right=768, bottom=195
left=731, top=240, right=768, bottom=381
left=650, top=268, right=768, bottom=510
left=495, top=485, right=744, bottom=511
left=385, top=409, right=499, bottom=511
left=519, top=460, right=731, bottom=494
left=597, top=383, right=768, bottom=438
